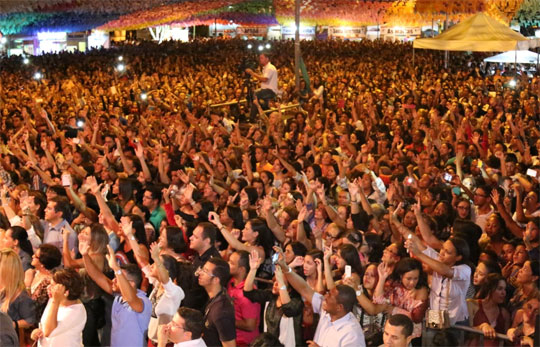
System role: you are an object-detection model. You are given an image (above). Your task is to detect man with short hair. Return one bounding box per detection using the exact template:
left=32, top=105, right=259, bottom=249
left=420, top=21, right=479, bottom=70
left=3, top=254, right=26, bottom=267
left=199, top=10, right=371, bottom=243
left=83, top=245, right=152, bottom=347
left=157, top=307, right=207, bottom=347
left=228, top=250, right=260, bottom=346
left=190, top=222, right=221, bottom=270
left=42, top=196, right=76, bottom=251
left=382, top=314, right=414, bottom=347
left=246, top=53, right=278, bottom=119
left=143, top=186, right=167, bottom=233
left=184, top=222, right=221, bottom=311
left=279, top=262, right=365, bottom=347
left=196, top=257, right=236, bottom=347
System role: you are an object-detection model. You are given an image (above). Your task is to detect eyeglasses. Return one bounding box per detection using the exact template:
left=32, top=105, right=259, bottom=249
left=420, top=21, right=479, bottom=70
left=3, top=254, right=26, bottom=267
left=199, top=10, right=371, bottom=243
left=195, top=267, right=215, bottom=278
left=169, top=320, right=186, bottom=331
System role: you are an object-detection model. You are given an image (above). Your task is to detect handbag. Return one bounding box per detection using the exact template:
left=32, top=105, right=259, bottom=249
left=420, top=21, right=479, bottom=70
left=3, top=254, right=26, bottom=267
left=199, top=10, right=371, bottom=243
left=425, top=278, right=451, bottom=329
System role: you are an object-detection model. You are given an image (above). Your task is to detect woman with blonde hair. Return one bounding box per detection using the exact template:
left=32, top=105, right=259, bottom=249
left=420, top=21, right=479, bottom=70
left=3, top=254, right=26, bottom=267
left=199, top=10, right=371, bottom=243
left=0, top=248, right=36, bottom=331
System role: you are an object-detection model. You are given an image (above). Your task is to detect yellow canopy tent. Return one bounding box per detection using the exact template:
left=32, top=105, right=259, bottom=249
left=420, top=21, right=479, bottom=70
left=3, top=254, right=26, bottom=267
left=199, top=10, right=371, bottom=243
left=413, top=12, right=535, bottom=52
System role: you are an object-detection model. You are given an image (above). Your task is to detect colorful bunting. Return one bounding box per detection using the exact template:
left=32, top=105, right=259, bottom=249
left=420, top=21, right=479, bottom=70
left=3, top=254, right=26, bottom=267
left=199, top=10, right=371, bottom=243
left=0, top=1, right=536, bottom=36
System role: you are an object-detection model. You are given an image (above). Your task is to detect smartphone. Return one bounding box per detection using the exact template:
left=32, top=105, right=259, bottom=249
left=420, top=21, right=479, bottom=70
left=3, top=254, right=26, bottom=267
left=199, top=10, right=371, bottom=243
left=272, top=253, right=279, bottom=265
left=452, top=187, right=462, bottom=195
left=345, top=265, right=352, bottom=279
left=477, top=160, right=484, bottom=169
left=72, top=138, right=80, bottom=144
left=61, top=173, right=72, bottom=187
left=526, top=168, right=537, bottom=178
left=404, top=177, right=414, bottom=186
left=443, top=172, right=452, bottom=182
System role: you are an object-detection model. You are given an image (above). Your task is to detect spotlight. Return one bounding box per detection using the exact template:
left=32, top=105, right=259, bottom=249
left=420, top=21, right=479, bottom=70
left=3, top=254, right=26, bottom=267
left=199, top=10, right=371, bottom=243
left=258, top=45, right=264, bottom=51
left=265, top=43, right=271, bottom=49
left=116, top=63, right=125, bottom=72
left=76, top=119, right=85, bottom=128
left=247, top=43, right=253, bottom=49
left=118, top=56, right=123, bottom=61
left=508, top=79, right=516, bottom=88
left=33, top=72, right=43, bottom=80
left=140, top=93, right=148, bottom=101
left=22, top=57, right=29, bottom=65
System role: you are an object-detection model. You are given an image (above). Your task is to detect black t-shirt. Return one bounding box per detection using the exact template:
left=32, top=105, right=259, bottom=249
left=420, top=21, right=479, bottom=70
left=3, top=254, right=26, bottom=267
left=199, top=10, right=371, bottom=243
left=193, top=247, right=221, bottom=270
left=203, top=290, right=236, bottom=346
left=181, top=247, right=222, bottom=311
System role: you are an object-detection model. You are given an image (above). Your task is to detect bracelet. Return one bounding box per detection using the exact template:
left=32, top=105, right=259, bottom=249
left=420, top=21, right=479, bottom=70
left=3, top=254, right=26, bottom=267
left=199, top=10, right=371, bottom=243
left=286, top=266, right=292, bottom=273
left=115, top=269, right=122, bottom=276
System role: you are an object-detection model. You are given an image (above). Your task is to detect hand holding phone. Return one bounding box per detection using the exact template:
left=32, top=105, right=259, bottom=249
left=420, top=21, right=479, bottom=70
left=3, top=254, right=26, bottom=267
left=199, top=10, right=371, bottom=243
left=345, top=265, right=352, bottom=279
left=61, top=173, right=72, bottom=187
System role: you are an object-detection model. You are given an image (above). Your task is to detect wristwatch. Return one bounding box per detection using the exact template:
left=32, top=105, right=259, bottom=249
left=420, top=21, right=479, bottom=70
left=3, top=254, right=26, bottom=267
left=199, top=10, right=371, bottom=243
left=115, top=269, right=122, bottom=276
left=355, top=286, right=363, bottom=297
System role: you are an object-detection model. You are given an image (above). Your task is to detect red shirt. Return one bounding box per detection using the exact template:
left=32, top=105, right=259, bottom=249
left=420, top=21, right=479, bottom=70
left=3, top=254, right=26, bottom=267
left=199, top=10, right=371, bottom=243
left=227, top=279, right=261, bottom=346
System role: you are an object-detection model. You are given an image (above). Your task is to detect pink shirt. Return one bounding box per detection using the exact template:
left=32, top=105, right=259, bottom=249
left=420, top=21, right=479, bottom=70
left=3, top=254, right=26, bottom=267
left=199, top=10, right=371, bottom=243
left=227, top=279, right=260, bottom=346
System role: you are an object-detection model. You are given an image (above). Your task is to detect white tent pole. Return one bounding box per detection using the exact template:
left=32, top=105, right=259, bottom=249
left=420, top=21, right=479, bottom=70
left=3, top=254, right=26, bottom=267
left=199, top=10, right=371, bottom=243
left=515, top=48, right=517, bottom=73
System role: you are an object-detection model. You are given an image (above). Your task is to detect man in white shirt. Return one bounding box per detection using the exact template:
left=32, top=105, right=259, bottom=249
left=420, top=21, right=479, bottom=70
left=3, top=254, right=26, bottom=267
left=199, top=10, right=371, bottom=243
left=280, top=263, right=365, bottom=347
left=246, top=53, right=278, bottom=119
left=157, top=307, right=207, bottom=347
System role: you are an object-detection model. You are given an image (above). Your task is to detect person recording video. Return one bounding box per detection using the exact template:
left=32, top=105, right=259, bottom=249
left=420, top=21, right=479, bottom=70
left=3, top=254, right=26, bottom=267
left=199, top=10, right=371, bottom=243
left=245, top=53, right=278, bottom=119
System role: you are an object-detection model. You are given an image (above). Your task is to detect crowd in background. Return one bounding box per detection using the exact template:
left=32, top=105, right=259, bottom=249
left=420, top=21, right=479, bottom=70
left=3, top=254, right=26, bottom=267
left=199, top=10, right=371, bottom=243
left=0, top=38, right=539, bottom=347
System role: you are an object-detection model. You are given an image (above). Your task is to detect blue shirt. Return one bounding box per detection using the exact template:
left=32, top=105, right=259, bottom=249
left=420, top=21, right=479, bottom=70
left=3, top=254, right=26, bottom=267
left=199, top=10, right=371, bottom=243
left=111, top=289, right=152, bottom=347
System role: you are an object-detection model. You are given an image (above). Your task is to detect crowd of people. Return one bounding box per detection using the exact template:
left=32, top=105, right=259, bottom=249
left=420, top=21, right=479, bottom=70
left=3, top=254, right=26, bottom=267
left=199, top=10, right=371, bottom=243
left=0, top=37, right=539, bottom=347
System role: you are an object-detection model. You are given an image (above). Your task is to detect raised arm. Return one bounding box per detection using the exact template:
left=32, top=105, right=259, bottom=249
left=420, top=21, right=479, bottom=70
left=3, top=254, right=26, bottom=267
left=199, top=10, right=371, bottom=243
left=81, top=241, right=112, bottom=295
left=106, top=245, right=144, bottom=312
left=407, top=237, right=454, bottom=278
left=323, top=245, right=336, bottom=291
left=276, top=247, right=315, bottom=304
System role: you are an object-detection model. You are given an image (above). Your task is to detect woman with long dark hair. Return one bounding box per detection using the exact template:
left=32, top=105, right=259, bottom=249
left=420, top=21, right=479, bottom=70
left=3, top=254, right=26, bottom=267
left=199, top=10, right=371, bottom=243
left=2, top=226, right=33, bottom=271
left=324, top=243, right=362, bottom=291
left=466, top=274, right=510, bottom=346
left=112, top=177, right=136, bottom=214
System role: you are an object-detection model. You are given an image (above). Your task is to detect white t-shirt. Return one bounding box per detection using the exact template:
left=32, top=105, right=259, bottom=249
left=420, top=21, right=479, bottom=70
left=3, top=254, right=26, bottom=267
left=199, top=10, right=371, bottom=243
left=174, top=338, right=207, bottom=347
left=261, top=63, right=278, bottom=94
left=39, top=301, right=86, bottom=347
left=423, top=247, right=471, bottom=324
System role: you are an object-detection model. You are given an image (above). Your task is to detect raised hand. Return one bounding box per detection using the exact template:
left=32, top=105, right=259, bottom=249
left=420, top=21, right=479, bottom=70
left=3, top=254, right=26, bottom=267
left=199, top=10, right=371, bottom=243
left=248, top=249, right=262, bottom=270
left=86, top=176, right=100, bottom=195
left=289, top=256, right=304, bottom=268
left=297, top=206, right=308, bottom=222
left=50, top=283, right=68, bottom=303
left=491, top=189, right=501, bottom=205
left=106, top=245, right=120, bottom=271
left=208, top=211, right=222, bottom=228
left=150, top=242, right=161, bottom=262
left=323, top=244, right=332, bottom=261
left=377, top=262, right=392, bottom=280
left=134, top=141, right=145, bottom=158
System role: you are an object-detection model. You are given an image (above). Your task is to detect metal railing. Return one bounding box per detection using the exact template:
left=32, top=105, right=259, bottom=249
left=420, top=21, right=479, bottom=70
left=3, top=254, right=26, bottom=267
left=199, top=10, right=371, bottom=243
left=451, top=324, right=510, bottom=346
